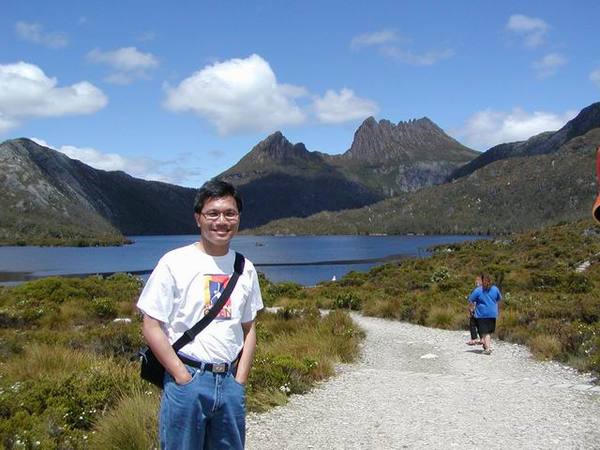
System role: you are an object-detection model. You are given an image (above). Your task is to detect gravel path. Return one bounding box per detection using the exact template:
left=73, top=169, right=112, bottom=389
left=246, top=314, right=600, bottom=449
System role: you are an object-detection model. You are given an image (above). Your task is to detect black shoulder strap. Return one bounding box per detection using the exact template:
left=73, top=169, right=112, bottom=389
left=172, top=252, right=245, bottom=352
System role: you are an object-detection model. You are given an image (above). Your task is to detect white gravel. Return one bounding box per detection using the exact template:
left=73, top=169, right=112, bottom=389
left=246, top=314, right=600, bottom=449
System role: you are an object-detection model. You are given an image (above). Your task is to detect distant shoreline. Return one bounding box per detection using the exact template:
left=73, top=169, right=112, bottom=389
left=0, top=253, right=412, bottom=284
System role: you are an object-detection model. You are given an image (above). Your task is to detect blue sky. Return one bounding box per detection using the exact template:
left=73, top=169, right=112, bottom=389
left=1, top=0, right=599, bottom=187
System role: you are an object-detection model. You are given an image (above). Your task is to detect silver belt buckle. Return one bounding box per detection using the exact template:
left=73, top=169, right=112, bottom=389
left=213, top=363, right=227, bottom=373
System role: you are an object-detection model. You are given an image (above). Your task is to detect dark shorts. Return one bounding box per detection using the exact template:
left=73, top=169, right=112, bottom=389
left=475, top=318, right=496, bottom=335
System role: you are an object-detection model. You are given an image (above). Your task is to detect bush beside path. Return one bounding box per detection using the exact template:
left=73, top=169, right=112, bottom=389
left=246, top=314, right=600, bottom=449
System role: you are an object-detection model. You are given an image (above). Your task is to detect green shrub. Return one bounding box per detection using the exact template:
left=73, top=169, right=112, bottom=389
left=268, top=282, right=305, bottom=299
left=529, top=271, right=561, bottom=291
left=573, top=322, right=600, bottom=376
left=0, top=274, right=141, bottom=328
left=84, top=323, right=144, bottom=357
left=339, top=271, right=367, bottom=287
left=0, top=344, right=143, bottom=448
left=333, top=292, right=362, bottom=310
left=91, top=297, right=118, bottom=318
left=430, top=266, right=449, bottom=283
left=275, top=306, right=303, bottom=321
left=563, top=273, right=591, bottom=293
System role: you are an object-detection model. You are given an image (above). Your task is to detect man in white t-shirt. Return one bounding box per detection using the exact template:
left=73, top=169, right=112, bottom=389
left=137, top=179, right=263, bottom=449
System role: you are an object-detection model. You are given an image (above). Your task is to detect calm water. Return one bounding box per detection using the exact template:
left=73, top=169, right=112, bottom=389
left=0, top=234, right=483, bottom=286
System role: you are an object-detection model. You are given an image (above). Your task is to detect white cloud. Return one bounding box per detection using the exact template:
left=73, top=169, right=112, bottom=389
left=351, top=30, right=398, bottom=49
left=380, top=47, right=454, bottom=66
left=590, top=68, right=600, bottom=88
left=87, top=47, right=159, bottom=84
left=506, top=14, right=549, bottom=47
left=137, top=31, right=156, bottom=42
left=532, top=53, right=567, bottom=78
left=0, top=116, right=19, bottom=134
left=31, top=138, right=201, bottom=185
left=314, top=89, right=378, bottom=124
left=164, top=54, right=307, bottom=135
left=351, top=29, right=453, bottom=66
left=457, top=107, right=577, bottom=150
left=0, top=62, right=107, bottom=133
left=15, top=21, right=68, bottom=48
left=208, top=148, right=226, bottom=159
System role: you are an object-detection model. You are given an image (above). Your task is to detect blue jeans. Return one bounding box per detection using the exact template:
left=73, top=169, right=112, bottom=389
left=159, top=365, right=246, bottom=450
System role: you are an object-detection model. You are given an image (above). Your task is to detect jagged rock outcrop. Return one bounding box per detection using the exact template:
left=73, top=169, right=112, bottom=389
left=343, top=117, right=474, bottom=163
left=328, top=116, right=478, bottom=195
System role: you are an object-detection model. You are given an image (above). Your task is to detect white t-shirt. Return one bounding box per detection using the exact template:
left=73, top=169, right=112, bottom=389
left=137, top=244, right=263, bottom=364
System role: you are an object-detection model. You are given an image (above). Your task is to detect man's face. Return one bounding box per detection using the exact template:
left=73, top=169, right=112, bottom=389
left=195, top=195, right=240, bottom=255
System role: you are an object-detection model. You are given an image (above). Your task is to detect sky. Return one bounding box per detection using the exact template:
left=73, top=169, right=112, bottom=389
left=1, top=0, right=599, bottom=187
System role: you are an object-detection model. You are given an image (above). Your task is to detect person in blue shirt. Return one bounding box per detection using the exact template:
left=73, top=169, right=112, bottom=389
left=466, top=276, right=482, bottom=346
left=468, top=273, right=502, bottom=355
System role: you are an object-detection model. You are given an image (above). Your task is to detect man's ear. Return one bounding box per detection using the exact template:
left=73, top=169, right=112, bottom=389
left=194, top=212, right=201, bottom=227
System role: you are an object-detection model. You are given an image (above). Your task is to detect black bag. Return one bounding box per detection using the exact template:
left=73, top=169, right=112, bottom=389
left=139, top=346, right=165, bottom=388
left=139, top=252, right=245, bottom=388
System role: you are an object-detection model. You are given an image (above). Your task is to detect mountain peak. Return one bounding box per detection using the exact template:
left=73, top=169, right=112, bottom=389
left=261, top=130, right=285, bottom=145
left=220, top=131, right=324, bottom=182
left=345, top=115, right=474, bottom=163
left=412, top=116, right=436, bottom=126
left=562, top=102, right=600, bottom=139
left=363, top=116, right=378, bottom=125
left=251, top=131, right=309, bottom=160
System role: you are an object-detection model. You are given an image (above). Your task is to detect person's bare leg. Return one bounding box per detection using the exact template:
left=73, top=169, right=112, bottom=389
left=483, top=334, right=491, bottom=352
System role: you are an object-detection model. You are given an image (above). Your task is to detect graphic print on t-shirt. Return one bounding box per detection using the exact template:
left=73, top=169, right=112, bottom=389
left=203, top=274, right=232, bottom=319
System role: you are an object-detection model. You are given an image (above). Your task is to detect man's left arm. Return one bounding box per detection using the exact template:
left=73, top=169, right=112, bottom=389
left=235, top=320, right=257, bottom=385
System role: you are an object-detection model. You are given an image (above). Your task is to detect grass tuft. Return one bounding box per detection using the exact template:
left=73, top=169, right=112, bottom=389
left=528, top=334, right=563, bottom=360
left=90, top=389, right=160, bottom=450
left=425, top=306, right=457, bottom=329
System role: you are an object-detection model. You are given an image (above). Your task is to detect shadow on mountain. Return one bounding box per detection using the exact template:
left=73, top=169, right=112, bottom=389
left=237, top=172, right=383, bottom=229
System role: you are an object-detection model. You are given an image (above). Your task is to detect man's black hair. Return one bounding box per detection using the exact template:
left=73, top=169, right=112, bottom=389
left=194, top=178, right=243, bottom=213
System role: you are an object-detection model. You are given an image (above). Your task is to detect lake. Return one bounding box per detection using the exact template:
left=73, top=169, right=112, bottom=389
left=0, top=234, right=483, bottom=286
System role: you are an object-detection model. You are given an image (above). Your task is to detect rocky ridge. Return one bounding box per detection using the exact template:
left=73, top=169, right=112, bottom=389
left=0, top=138, right=198, bottom=243
left=451, top=101, right=600, bottom=180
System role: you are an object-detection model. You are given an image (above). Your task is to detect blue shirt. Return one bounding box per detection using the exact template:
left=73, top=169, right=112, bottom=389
left=468, top=285, right=502, bottom=318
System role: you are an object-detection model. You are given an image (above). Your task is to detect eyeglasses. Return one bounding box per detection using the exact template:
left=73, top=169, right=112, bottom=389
left=200, top=210, right=240, bottom=221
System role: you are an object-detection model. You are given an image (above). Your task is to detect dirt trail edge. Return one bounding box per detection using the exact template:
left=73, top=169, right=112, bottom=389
left=246, top=314, right=600, bottom=449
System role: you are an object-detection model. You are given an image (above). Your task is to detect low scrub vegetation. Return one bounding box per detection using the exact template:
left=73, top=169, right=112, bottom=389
left=0, top=234, right=130, bottom=247
left=0, top=275, right=363, bottom=449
